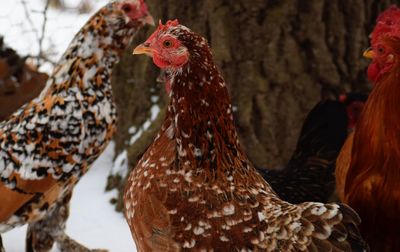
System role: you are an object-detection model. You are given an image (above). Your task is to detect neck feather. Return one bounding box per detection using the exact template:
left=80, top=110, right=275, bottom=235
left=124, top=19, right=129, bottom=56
left=40, top=13, right=138, bottom=98
left=166, top=57, right=248, bottom=177
left=345, top=60, right=400, bottom=193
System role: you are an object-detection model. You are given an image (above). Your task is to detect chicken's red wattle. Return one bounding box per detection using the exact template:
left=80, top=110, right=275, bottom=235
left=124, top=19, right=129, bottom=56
left=367, top=61, right=380, bottom=83
left=165, top=79, right=171, bottom=94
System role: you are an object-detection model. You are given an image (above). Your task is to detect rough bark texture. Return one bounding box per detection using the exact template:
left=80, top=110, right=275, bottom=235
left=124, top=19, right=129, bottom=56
left=108, top=0, right=400, bottom=211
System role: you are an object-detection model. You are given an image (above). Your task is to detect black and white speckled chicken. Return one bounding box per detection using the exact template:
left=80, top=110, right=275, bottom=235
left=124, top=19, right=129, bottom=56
left=257, top=94, right=367, bottom=204
left=124, top=20, right=367, bottom=251
left=0, top=1, right=153, bottom=251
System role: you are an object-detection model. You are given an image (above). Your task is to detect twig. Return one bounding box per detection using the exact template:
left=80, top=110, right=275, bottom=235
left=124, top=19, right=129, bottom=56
left=26, top=54, right=57, bottom=67
left=19, top=0, right=52, bottom=67
left=37, top=0, right=51, bottom=67
left=19, top=0, right=41, bottom=43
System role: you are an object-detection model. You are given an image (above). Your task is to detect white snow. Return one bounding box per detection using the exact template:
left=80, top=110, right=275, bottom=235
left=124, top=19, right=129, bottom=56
left=113, top=102, right=162, bottom=177
left=129, top=104, right=160, bottom=145
left=2, top=142, right=137, bottom=252
left=111, top=149, right=129, bottom=177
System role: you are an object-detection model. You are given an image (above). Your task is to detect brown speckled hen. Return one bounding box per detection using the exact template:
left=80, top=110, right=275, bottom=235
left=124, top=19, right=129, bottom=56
left=124, top=20, right=367, bottom=251
left=0, top=1, right=153, bottom=251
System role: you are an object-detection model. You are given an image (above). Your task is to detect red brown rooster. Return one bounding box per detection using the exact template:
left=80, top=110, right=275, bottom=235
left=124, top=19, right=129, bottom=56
left=0, top=1, right=153, bottom=251
left=336, top=5, right=400, bottom=252
left=125, top=20, right=367, bottom=251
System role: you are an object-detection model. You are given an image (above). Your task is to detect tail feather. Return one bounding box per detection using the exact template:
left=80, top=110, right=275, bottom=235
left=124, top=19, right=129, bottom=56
left=295, top=100, right=348, bottom=155
left=260, top=100, right=348, bottom=203
left=337, top=204, right=369, bottom=252
left=299, top=203, right=368, bottom=252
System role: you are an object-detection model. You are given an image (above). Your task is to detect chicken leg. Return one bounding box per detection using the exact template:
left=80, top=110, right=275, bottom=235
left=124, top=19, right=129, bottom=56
left=0, top=235, right=4, bottom=252
left=25, top=191, right=106, bottom=252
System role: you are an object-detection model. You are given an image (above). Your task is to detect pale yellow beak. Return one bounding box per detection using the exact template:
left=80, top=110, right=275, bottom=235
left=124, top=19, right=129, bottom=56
left=132, top=44, right=154, bottom=56
left=363, top=47, right=375, bottom=59
left=143, top=15, right=155, bottom=26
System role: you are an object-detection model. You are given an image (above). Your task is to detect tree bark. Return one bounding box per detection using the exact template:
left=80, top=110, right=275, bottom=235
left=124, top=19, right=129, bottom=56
left=108, top=0, right=400, bottom=211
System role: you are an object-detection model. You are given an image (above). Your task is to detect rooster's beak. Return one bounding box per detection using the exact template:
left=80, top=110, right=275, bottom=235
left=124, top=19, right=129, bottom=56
left=133, top=43, right=154, bottom=56
left=143, top=15, right=155, bottom=26
left=363, top=47, right=375, bottom=59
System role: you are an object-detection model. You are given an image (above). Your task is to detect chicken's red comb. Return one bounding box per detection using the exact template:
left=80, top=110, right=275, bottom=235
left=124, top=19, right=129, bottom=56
left=145, top=19, right=180, bottom=43
left=157, top=19, right=180, bottom=30
left=138, top=0, right=148, bottom=14
left=372, top=5, right=400, bottom=44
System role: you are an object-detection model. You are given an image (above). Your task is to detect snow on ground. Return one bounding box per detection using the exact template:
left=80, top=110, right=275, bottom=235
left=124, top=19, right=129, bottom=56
left=2, top=142, right=137, bottom=252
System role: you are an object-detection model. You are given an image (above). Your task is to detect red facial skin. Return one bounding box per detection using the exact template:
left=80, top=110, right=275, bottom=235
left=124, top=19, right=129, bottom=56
left=150, top=35, right=188, bottom=93
left=367, top=6, right=400, bottom=83
left=367, top=43, right=395, bottom=83
left=140, top=21, right=189, bottom=92
left=150, top=36, right=189, bottom=69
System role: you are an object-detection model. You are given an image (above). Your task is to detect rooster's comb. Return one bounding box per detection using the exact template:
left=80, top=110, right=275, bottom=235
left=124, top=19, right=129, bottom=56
left=145, top=19, right=180, bottom=42
left=157, top=19, right=180, bottom=30
left=372, top=5, right=400, bottom=44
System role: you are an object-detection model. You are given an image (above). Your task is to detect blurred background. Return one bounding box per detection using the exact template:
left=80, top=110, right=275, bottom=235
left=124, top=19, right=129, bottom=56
left=1, top=0, right=400, bottom=251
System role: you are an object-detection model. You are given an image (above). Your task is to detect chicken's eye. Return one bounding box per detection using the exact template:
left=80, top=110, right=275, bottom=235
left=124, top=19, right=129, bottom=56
left=378, top=47, right=385, bottom=54
left=163, top=40, right=173, bottom=48
left=121, top=4, right=132, bottom=13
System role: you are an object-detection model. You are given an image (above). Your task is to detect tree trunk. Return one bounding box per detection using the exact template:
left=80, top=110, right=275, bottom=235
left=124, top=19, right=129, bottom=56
left=108, top=0, right=400, bottom=211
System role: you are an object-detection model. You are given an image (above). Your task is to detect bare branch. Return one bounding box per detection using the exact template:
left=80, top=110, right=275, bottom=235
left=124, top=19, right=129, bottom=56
left=37, top=0, right=51, bottom=67
left=26, top=54, right=57, bottom=67
left=19, top=0, right=41, bottom=43
left=19, top=0, right=53, bottom=67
